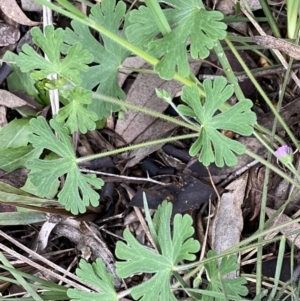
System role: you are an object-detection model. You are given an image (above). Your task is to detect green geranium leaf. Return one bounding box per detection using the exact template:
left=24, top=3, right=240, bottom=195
left=0, top=118, right=42, bottom=172
left=56, top=87, right=98, bottom=134
left=63, top=0, right=129, bottom=119
left=67, top=259, right=118, bottom=301
left=115, top=201, right=200, bottom=301
left=0, top=118, right=31, bottom=149
left=26, top=117, right=104, bottom=214
left=178, top=77, right=256, bottom=167
left=3, top=51, right=39, bottom=100
left=16, top=25, right=93, bottom=85
left=203, top=250, right=248, bottom=301
left=0, top=146, right=42, bottom=173
left=126, top=1, right=226, bottom=79
left=125, top=7, right=181, bottom=55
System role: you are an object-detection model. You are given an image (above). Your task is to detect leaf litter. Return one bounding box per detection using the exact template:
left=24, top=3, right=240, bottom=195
left=1, top=0, right=300, bottom=300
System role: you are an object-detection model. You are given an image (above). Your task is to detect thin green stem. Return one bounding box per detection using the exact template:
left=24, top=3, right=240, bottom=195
left=223, top=16, right=268, bottom=23
left=267, top=237, right=286, bottom=300
left=225, top=37, right=300, bottom=151
left=175, top=215, right=300, bottom=275
left=287, top=0, right=300, bottom=38
left=245, top=149, right=300, bottom=190
left=252, top=131, right=300, bottom=182
left=256, top=66, right=290, bottom=292
left=213, top=41, right=245, bottom=99
left=255, top=124, right=286, bottom=146
left=257, top=0, right=281, bottom=38
left=92, top=92, right=201, bottom=132
left=76, top=133, right=199, bottom=163
left=256, top=143, right=271, bottom=294
left=31, top=0, right=205, bottom=96
left=143, top=0, right=171, bottom=35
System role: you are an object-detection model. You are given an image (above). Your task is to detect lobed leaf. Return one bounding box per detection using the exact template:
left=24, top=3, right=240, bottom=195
left=26, top=117, right=104, bottom=214
left=126, top=1, right=227, bottom=79
left=63, top=0, right=129, bottom=119
left=68, top=259, right=118, bottom=301
left=115, top=201, right=200, bottom=301
left=16, top=25, right=93, bottom=85
left=178, top=77, right=256, bottom=167
left=56, top=87, right=98, bottom=134
left=203, top=250, right=248, bottom=301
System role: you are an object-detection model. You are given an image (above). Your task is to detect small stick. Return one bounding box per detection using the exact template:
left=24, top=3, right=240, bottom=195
left=252, top=36, right=300, bottom=60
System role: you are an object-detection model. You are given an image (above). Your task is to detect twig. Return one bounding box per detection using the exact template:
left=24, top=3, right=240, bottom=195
left=199, top=62, right=300, bottom=81
left=79, top=168, right=168, bottom=186
left=218, top=159, right=259, bottom=187
left=0, top=230, right=92, bottom=291
left=241, top=6, right=300, bottom=89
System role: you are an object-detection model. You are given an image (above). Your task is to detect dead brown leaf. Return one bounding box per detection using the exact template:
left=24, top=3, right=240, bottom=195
left=115, top=59, right=202, bottom=168
left=0, top=90, right=27, bottom=108
left=266, top=207, right=300, bottom=249
left=21, top=0, right=42, bottom=12
left=0, top=23, right=20, bottom=46
left=211, top=172, right=248, bottom=263
left=0, top=0, right=40, bottom=26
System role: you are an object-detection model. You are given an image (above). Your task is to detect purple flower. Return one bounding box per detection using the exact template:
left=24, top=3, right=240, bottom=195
left=274, top=145, right=293, bottom=165
left=275, top=145, right=292, bottom=157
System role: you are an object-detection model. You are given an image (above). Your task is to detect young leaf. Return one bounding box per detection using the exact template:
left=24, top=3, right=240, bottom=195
left=56, top=87, right=98, bottom=134
left=67, top=259, right=118, bottom=301
left=63, top=0, right=129, bottom=119
left=178, top=77, right=256, bottom=167
left=203, top=250, right=248, bottom=301
left=26, top=117, right=104, bottom=214
left=16, top=25, right=93, bottom=85
left=126, top=1, right=227, bottom=79
left=115, top=201, right=200, bottom=301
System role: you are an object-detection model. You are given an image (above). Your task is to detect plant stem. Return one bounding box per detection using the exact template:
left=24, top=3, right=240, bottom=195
left=287, top=0, right=300, bottom=38
left=224, top=37, right=300, bottom=151
left=245, top=149, right=300, bottom=190
left=92, top=92, right=201, bottom=132
left=76, top=133, right=199, bottom=163
left=31, top=0, right=205, bottom=96
left=213, top=40, right=245, bottom=98
left=257, top=0, right=281, bottom=38
left=143, top=0, right=171, bottom=35
left=175, top=215, right=300, bottom=279
left=255, top=144, right=271, bottom=294
left=255, top=124, right=286, bottom=146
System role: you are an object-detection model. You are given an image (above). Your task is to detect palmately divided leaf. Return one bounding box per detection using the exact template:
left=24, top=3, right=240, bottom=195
left=63, top=0, right=129, bottom=119
left=203, top=250, right=248, bottom=301
left=125, top=7, right=181, bottom=56
left=178, top=77, right=256, bottom=167
left=148, top=3, right=226, bottom=79
left=16, top=25, right=93, bottom=85
left=67, top=259, right=118, bottom=301
left=26, top=117, right=104, bottom=214
left=125, top=1, right=226, bottom=79
left=56, top=87, right=98, bottom=134
left=116, top=201, right=200, bottom=301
